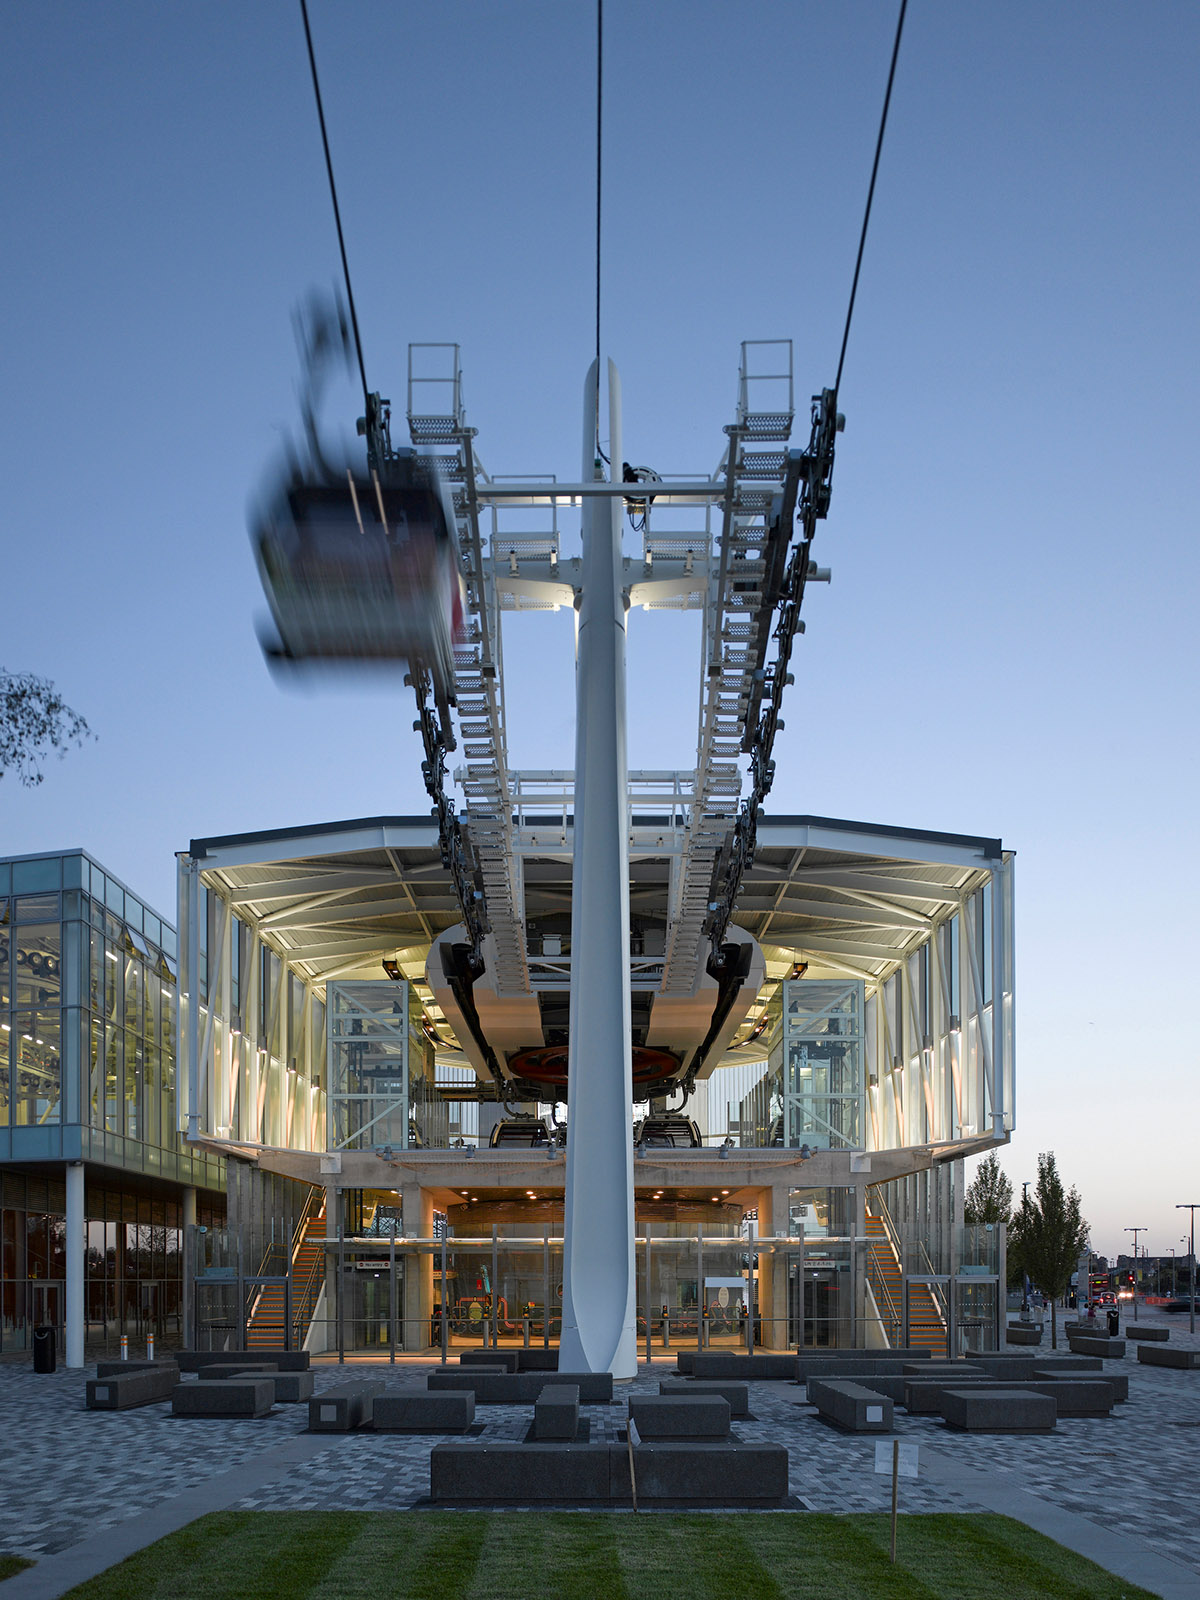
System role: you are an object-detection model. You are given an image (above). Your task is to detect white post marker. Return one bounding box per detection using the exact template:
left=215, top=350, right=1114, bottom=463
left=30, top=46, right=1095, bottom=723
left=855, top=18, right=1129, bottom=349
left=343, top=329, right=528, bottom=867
left=875, top=1440, right=919, bottom=1563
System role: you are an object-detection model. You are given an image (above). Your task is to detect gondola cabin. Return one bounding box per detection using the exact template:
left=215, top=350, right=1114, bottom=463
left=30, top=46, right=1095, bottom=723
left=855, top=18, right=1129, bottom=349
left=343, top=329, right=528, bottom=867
left=252, top=448, right=464, bottom=689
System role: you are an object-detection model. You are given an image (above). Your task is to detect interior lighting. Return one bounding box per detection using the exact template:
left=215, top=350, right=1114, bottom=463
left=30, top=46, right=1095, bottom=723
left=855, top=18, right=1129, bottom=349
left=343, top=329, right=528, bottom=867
left=721, top=1189, right=729, bottom=1195
left=0, top=1023, right=8, bottom=1032
left=105, top=951, right=117, bottom=963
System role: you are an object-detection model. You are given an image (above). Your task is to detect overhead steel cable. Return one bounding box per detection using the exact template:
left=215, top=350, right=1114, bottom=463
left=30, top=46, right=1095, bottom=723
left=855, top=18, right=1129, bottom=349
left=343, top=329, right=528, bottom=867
left=299, top=0, right=371, bottom=415
left=595, top=0, right=603, bottom=379
left=834, top=0, right=908, bottom=398
left=699, top=3, right=908, bottom=986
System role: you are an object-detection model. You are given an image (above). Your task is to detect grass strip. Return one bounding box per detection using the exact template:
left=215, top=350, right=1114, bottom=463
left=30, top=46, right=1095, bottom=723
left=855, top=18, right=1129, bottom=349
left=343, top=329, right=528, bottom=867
left=0, top=1557, right=33, bottom=1585
left=57, top=1512, right=1163, bottom=1600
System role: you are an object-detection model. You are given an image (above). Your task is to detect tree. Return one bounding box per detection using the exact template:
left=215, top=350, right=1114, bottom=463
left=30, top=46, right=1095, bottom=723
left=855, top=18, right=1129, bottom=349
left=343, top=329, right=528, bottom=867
left=0, top=669, right=92, bottom=785
left=964, top=1152, right=1014, bottom=1226
left=1017, top=1150, right=1090, bottom=1349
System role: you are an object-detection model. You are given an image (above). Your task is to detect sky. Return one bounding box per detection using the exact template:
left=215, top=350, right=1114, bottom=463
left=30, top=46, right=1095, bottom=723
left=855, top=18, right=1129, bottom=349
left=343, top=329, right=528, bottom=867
left=1, top=1, right=1197, bottom=1260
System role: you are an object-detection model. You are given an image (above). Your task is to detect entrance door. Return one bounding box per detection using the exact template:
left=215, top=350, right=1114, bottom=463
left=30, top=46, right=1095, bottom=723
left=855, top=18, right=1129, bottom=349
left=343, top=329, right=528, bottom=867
left=952, top=1275, right=1000, bottom=1354
left=902, top=1275, right=950, bottom=1356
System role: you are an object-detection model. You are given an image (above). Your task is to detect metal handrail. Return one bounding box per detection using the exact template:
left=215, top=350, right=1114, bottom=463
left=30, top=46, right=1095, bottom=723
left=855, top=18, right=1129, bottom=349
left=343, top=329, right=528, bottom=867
left=290, top=1197, right=327, bottom=1349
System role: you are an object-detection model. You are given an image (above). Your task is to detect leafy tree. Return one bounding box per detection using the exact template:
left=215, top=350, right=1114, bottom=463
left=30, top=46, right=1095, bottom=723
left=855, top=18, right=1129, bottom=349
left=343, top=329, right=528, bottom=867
left=0, top=669, right=92, bottom=786
left=964, top=1152, right=1014, bottom=1226
left=1018, top=1150, right=1090, bottom=1348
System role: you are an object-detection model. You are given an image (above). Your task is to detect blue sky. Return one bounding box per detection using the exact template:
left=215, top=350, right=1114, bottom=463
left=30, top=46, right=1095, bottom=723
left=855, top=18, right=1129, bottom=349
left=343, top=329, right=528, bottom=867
left=2, top=1, right=1197, bottom=1258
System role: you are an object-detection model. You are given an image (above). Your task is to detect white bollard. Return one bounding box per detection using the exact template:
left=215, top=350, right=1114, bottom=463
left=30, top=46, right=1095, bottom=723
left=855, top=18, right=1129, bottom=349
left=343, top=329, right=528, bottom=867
left=120, top=1334, right=128, bottom=1361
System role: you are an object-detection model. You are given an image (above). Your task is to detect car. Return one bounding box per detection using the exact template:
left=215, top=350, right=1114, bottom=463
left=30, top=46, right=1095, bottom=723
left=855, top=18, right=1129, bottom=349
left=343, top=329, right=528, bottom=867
left=1163, top=1297, right=1197, bottom=1314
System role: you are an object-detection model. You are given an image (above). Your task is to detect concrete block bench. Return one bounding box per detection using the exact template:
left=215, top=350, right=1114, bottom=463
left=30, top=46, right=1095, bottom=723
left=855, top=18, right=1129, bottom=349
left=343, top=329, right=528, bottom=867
left=1067, top=1334, right=1124, bottom=1358
left=308, top=1380, right=387, bottom=1431
left=428, top=1369, right=613, bottom=1404
left=906, top=1376, right=1120, bottom=1417
left=87, top=1366, right=180, bottom=1409
left=631, top=1442, right=788, bottom=1507
left=429, top=1440, right=788, bottom=1507
left=176, top=1349, right=310, bottom=1373
left=1032, top=1356, right=1103, bottom=1375
left=810, top=1374, right=908, bottom=1404
left=690, top=1354, right=797, bottom=1381
left=628, top=1395, right=730, bottom=1441
left=1005, top=1324, right=1043, bottom=1345
left=372, top=1391, right=475, bottom=1433
left=659, top=1380, right=749, bottom=1417
left=172, top=1378, right=274, bottom=1418
left=939, top=1388, right=1056, bottom=1433
left=807, top=1379, right=893, bottom=1432
left=94, top=1358, right=180, bottom=1379
left=1137, top=1345, right=1200, bottom=1369
left=199, top=1362, right=278, bottom=1378
left=432, top=1441, right=613, bottom=1504
left=221, top=1368, right=313, bottom=1404
left=517, top=1349, right=560, bottom=1371
left=1127, top=1326, right=1169, bottom=1342
left=533, top=1385, right=579, bottom=1440
left=458, top=1350, right=520, bottom=1372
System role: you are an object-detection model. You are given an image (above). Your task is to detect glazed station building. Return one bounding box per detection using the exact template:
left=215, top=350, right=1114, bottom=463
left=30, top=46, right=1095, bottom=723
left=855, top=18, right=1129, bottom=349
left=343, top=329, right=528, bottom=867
left=176, top=806, right=1013, bottom=1362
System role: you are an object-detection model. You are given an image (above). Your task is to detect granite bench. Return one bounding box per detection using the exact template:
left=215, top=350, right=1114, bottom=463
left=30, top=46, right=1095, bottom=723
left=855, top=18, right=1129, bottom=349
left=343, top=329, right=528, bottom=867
left=87, top=1366, right=180, bottom=1409
left=1032, top=1356, right=1103, bottom=1375
left=429, top=1440, right=788, bottom=1507
left=533, top=1384, right=580, bottom=1441
left=1127, top=1326, right=1169, bottom=1341
left=172, top=1378, right=274, bottom=1418
left=221, top=1368, right=314, bottom=1403
left=199, top=1362, right=279, bottom=1378
left=1137, top=1346, right=1200, bottom=1369
left=457, top=1350, right=520, bottom=1371
left=689, top=1354, right=797, bottom=1381
left=372, top=1391, right=475, bottom=1433
left=1067, top=1334, right=1124, bottom=1358
left=628, top=1395, right=730, bottom=1441
left=175, top=1349, right=310, bottom=1373
left=658, top=1380, right=749, bottom=1417
left=807, top=1379, right=893, bottom=1432
left=94, top=1358, right=181, bottom=1381
left=308, top=1380, right=387, bottom=1431
left=939, top=1388, right=1056, bottom=1432
left=516, top=1349, right=560, bottom=1371
left=427, top=1369, right=613, bottom=1404
left=1005, top=1324, right=1043, bottom=1345
left=905, top=1376, right=1120, bottom=1417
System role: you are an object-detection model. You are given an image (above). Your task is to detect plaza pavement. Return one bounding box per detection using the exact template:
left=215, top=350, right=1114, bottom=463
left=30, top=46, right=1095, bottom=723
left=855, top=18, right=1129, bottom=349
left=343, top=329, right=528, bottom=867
left=2, top=1309, right=1199, bottom=1600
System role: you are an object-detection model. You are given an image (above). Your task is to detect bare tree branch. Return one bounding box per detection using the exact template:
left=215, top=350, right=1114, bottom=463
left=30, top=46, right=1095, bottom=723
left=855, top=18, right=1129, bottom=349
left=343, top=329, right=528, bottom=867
left=0, top=669, right=94, bottom=787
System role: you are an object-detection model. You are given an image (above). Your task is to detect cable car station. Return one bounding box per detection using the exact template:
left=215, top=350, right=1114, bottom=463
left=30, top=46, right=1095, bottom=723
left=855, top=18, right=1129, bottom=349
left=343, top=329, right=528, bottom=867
left=173, top=339, right=1015, bottom=1370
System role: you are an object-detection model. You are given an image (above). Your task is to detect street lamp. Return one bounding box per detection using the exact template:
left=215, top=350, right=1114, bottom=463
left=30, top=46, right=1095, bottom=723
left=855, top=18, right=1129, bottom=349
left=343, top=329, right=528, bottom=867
left=1125, top=1228, right=1147, bottom=1322
left=1177, top=1206, right=1199, bottom=1335
left=1020, top=1181, right=1031, bottom=1314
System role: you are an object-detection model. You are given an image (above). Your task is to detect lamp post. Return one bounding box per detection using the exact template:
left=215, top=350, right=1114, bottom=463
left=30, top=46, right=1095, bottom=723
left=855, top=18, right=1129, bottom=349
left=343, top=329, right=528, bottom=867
left=1170, top=1247, right=1177, bottom=1300
left=1177, top=1206, right=1199, bottom=1335
left=1124, top=1228, right=1146, bottom=1322
left=1020, top=1181, right=1030, bottom=1314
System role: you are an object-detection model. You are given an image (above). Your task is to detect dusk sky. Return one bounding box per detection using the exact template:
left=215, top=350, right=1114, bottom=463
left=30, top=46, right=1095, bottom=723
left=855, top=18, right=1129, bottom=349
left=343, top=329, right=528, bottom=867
left=2, top=2, right=1196, bottom=1259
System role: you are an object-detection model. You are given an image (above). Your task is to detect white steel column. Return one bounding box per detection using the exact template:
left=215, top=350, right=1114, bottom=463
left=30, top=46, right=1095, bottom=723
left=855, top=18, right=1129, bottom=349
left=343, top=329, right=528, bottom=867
left=65, top=1162, right=85, bottom=1369
left=560, top=358, right=637, bottom=1378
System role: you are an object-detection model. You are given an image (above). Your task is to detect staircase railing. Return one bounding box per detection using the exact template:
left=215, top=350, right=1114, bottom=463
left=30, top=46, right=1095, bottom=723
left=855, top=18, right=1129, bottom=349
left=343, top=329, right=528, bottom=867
left=290, top=1192, right=326, bottom=1349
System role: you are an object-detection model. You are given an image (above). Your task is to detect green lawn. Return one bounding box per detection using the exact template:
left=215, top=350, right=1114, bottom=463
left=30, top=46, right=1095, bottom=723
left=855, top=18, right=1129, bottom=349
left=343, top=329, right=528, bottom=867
left=55, top=1511, right=1160, bottom=1600
left=0, top=1556, right=32, bottom=1584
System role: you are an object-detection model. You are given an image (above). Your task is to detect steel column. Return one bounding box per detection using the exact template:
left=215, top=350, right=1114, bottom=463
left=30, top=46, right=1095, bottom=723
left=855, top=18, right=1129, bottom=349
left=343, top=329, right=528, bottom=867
left=559, top=358, right=636, bottom=1379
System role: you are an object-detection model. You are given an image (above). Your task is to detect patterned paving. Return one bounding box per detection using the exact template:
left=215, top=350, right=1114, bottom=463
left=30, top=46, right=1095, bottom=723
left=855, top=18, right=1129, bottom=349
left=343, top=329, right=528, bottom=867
left=1, top=1314, right=1198, bottom=1581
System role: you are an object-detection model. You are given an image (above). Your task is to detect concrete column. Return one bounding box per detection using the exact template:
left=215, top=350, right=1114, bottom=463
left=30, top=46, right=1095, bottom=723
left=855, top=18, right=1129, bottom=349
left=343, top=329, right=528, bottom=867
left=560, top=358, right=636, bottom=1380
left=401, top=1184, right=434, bottom=1352
left=65, top=1163, right=85, bottom=1369
left=181, top=1186, right=198, bottom=1349
left=756, top=1184, right=793, bottom=1350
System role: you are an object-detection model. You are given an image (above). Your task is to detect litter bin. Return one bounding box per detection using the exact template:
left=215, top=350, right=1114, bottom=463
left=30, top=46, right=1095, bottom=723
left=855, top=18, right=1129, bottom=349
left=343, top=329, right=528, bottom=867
left=1107, top=1308, right=1120, bottom=1338
left=32, top=1325, right=57, bottom=1374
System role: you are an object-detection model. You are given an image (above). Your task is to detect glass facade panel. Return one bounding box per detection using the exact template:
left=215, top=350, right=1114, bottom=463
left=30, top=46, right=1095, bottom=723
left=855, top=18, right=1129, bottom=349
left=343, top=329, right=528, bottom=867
left=12, top=859, right=60, bottom=894
left=13, top=1010, right=61, bottom=1124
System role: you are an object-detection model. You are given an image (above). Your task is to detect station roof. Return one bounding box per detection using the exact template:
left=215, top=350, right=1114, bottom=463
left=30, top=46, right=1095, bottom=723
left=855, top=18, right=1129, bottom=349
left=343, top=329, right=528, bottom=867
left=186, top=811, right=1004, bottom=996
